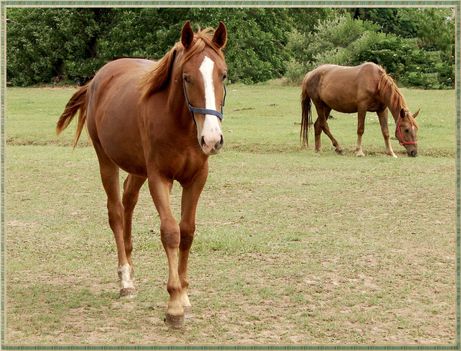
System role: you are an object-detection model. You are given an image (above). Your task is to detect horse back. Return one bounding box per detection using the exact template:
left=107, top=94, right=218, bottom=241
left=304, top=63, right=384, bottom=113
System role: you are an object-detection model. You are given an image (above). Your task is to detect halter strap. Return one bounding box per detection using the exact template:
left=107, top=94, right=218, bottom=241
left=396, top=117, right=417, bottom=146
left=183, top=83, right=226, bottom=121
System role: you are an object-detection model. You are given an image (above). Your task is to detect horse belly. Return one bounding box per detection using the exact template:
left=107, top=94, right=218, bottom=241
left=318, top=80, right=358, bottom=113
left=99, top=110, right=147, bottom=176
left=320, top=93, right=358, bottom=114
left=88, top=74, right=148, bottom=177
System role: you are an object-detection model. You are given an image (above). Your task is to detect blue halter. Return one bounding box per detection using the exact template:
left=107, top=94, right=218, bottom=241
left=183, top=83, right=226, bottom=121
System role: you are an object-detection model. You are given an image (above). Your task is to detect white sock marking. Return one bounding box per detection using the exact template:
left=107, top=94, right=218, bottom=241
left=118, top=263, right=134, bottom=289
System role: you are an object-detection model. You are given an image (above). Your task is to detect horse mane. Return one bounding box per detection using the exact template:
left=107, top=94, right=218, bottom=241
left=377, top=68, right=408, bottom=110
left=377, top=67, right=418, bottom=128
left=140, top=28, right=225, bottom=100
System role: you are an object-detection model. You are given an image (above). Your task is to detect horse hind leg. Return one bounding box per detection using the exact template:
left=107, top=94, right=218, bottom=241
left=312, top=103, right=324, bottom=152
left=121, top=174, right=146, bottom=288
left=319, top=105, right=343, bottom=154
left=94, top=143, right=136, bottom=298
left=355, top=109, right=366, bottom=157
left=313, top=117, right=322, bottom=152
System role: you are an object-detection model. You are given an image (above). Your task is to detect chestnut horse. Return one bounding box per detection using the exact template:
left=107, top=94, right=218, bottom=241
left=301, top=62, right=419, bottom=157
left=56, top=21, right=228, bottom=327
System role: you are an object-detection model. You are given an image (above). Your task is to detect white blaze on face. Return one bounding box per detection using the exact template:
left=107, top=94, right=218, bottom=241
left=199, top=56, right=222, bottom=152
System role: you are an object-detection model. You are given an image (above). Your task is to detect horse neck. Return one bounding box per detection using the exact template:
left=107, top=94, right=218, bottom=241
left=387, top=99, right=404, bottom=123
left=165, top=76, right=194, bottom=130
left=379, top=77, right=407, bottom=123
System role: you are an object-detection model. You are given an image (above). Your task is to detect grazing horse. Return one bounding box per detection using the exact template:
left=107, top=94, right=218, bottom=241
left=300, top=62, right=419, bottom=157
left=56, top=21, right=228, bottom=328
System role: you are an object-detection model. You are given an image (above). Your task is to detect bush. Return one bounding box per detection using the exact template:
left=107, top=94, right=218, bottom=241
left=284, top=58, right=305, bottom=85
left=7, top=8, right=455, bottom=88
left=7, top=8, right=297, bottom=85
left=7, top=9, right=105, bottom=86
left=284, top=14, right=378, bottom=84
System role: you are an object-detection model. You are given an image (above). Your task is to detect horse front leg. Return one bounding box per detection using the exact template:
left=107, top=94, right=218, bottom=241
left=178, top=168, right=208, bottom=316
left=147, top=174, right=184, bottom=328
left=377, top=109, right=397, bottom=158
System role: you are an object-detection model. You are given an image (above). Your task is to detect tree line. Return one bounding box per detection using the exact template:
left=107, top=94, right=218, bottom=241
left=7, top=8, right=455, bottom=88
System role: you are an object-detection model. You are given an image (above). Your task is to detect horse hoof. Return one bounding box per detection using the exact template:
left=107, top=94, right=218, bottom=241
left=355, top=152, right=365, bottom=157
left=119, top=288, right=136, bottom=298
left=164, top=313, right=185, bottom=329
left=335, top=149, right=343, bottom=155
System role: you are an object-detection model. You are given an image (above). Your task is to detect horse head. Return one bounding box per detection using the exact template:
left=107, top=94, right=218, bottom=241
left=396, top=108, right=419, bottom=157
left=179, top=21, right=228, bottom=155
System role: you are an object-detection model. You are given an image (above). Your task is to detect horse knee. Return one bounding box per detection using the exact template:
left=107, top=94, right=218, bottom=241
left=161, top=220, right=180, bottom=248
left=179, top=222, right=195, bottom=250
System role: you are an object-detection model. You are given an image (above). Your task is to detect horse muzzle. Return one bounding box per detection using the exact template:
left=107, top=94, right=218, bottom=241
left=200, top=134, right=224, bottom=155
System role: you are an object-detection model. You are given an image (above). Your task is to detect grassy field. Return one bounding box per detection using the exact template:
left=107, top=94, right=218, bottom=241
left=4, top=82, right=457, bottom=345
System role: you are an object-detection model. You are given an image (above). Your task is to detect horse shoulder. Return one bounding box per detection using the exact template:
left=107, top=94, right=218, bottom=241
left=350, top=64, right=384, bottom=110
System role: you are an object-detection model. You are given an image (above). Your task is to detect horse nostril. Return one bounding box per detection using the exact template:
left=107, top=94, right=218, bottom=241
left=200, top=136, right=205, bottom=147
left=215, top=135, right=224, bottom=150
left=409, top=150, right=417, bottom=157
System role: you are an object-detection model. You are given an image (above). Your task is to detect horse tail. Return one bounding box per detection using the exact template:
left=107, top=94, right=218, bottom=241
left=300, top=81, right=312, bottom=147
left=56, top=84, right=89, bottom=148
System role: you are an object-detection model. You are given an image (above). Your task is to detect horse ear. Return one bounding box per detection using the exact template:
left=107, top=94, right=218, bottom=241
left=413, top=108, right=420, bottom=119
left=181, top=21, right=194, bottom=49
left=212, top=21, right=227, bottom=49
left=400, top=108, right=406, bottom=119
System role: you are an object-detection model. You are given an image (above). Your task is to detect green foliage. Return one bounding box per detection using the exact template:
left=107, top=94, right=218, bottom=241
left=7, top=9, right=108, bottom=86
left=352, top=8, right=455, bottom=87
left=286, top=14, right=381, bottom=75
left=7, top=8, right=298, bottom=85
left=223, top=10, right=290, bottom=83
left=285, top=58, right=306, bottom=85
left=6, top=8, right=455, bottom=88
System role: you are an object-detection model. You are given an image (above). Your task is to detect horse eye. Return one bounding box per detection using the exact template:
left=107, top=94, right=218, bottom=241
left=405, top=128, right=410, bottom=133
left=183, top=74, right=191, bottom=83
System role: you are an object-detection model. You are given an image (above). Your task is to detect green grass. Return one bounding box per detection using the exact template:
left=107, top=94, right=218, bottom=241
left=4, top=82, right=457, bottom=345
